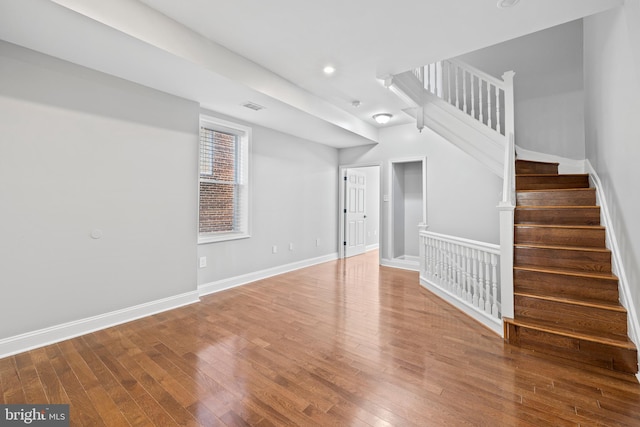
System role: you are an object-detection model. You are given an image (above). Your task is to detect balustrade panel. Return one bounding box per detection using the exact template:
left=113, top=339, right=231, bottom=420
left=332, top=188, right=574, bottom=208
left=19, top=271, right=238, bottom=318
left=419, top=231, right=501, bottom=326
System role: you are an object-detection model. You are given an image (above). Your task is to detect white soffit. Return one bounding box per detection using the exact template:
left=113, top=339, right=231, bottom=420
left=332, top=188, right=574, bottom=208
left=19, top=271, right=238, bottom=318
left=0, top=0, right=379, bottom=148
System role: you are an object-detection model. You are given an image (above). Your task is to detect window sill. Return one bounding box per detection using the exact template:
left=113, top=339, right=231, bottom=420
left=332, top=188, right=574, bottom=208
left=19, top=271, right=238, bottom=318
left=198, top=232, right=250, bottom=245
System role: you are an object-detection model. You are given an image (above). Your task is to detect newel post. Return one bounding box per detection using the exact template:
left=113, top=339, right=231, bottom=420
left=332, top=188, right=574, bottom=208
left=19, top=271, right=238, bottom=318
left=497, top=203, right=515, bottom=319
left=501, top=70, right=515, bottom=140
left=497, top=133, right=516, bottom=320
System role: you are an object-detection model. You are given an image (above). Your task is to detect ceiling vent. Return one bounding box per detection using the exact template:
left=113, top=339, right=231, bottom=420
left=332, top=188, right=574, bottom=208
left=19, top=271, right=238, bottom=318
left=242, top=102, right=265, bottom=111
left=497, top=0, right=520, bottom=7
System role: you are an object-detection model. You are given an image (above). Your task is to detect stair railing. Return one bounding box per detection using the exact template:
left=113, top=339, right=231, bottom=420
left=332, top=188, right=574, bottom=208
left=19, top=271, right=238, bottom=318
left=413, top=60, right=515, bottom=138
left=419, top=230, right=502, bottom=335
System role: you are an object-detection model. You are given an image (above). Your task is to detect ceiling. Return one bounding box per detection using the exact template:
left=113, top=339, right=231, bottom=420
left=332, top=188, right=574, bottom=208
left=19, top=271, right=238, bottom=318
left=0, top=0, right=623, bottom=147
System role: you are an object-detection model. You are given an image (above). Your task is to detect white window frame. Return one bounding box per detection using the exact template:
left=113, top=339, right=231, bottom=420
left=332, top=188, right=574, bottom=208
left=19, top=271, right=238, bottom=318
left=198, top=115, right=252, bottom=244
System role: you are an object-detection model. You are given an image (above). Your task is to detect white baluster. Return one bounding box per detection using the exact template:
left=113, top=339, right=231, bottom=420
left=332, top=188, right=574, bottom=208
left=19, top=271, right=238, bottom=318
left=487, top=84, right=493, bottom=130
left=432, top=239, right=437, bottom=282
left=477, top=250, right=484, bottom=310
left=437, top=240, right=443, bottom=286
left=465, top=247, right=472, bottom=302
left=444, top=241, right=451, bottom=291
left=426, top=237, right=432, bottom=279
left=445, top=242, right=452, bottom=291
left=462, top=71, right=468, bottom=114
left=471, top=249, right=478, bottom=307
left=484, top=252, right=491, bottom=314
left=454, top=64, right=459, bottom=109
left=471, top=75, right=476, bottom=120
left=455, top=244, right=462, bottom=297
left=491, top=253, right=499, bottom=317
left=452, top=244, right=458, bottom=294
left=446, top=61, right=452, bottom=104
left=496, top=87, right=502, bottom=135
left=436, top=61, right=443, bottom=98
left=479, top=80, right=484, bottom=124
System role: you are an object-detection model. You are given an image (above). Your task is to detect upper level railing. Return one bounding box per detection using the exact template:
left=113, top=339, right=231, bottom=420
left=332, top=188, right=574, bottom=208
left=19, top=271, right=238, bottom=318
left=412, top=59, right=514, bottom=139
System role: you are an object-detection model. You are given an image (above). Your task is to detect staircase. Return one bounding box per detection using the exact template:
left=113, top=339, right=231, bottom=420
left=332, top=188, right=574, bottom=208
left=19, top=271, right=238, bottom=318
left=386, top=59, right=514, bottom=177
left=504, top=160, right=638, bottom=374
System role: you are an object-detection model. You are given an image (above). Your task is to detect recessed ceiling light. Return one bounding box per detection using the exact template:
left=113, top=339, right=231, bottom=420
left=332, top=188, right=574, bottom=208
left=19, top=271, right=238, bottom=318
left=373, top=113, right=393, bottom=125
left=323, top=65, right=336, bottom=75
left=497, top=0, right=520, bottom=8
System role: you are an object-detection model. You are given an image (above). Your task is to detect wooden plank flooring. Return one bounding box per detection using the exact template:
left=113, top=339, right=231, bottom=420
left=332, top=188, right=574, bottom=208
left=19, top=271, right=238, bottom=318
left=1, top=251, right=640, bottom=426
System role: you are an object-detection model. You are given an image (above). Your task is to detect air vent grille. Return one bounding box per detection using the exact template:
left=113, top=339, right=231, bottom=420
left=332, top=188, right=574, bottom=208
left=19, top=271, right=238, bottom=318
left=242, top=102, right=265, bottom=111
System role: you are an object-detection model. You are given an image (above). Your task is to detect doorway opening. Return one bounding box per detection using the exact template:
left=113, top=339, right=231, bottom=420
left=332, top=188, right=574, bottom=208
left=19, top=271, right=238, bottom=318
left=386, top=157, right=426, bottom=270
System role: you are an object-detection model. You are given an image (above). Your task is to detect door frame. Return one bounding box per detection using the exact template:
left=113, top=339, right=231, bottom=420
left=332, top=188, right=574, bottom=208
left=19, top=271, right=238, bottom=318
left=386, top=156, right=427, bottom=268
left=338, top=162, right=382, bottom=259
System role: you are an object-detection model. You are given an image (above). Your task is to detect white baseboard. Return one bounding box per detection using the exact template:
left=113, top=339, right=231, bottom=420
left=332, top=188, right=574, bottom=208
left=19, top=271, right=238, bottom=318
left=0, top=291, right=200, bottom=359
left=515, top=145, right=586, bottom=174
left=585, top=160, right=640, bottom=375
left=366, top=243, right=380, bottom=252
left=199, top=252, right=339, bottom=296
left=420, top=277, right=503, bottom=336
left=380, top=257, right=420, bottom=271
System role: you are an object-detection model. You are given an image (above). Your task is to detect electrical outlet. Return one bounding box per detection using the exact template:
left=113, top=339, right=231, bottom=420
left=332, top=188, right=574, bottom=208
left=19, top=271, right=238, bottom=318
left=272, top=245, right=278, bottom=254
left=289, top=243, right=294, bottom=251
left=199, top=257, right=207, bottom=268
left=316, top=238, right=320, bottom=247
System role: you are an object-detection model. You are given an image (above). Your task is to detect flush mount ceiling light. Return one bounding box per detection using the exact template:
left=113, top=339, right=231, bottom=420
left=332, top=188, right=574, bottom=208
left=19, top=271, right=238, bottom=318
left=373, top=113, right=393, bottom=124
left=323, top=65, right=336, bottom=75
left=497, top=0, right=520, bottom=8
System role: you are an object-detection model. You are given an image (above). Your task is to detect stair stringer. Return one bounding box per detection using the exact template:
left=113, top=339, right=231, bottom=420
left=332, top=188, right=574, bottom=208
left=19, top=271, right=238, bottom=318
left=391, top=71, right=506, bottom=177
left=586, top=160, right=640, bottom=377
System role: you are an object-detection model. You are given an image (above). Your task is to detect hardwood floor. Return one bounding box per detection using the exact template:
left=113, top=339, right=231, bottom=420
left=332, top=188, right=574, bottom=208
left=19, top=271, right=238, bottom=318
left=1, top=251, right=640, bottom=426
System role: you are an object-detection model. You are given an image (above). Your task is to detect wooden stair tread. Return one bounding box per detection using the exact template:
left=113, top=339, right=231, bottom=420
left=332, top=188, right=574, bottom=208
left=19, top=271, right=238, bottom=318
left=514, top=223, right=605, bottom=230
left=515, top=205, right=600, bottom=209
left=516, top=174, right=589, bottom=177
left=504, top=317, right=636, bottom=349
left=517, top=188, right=595, bottom=193
left=516, top=160, right=559, bottom=165
left=514, top=291, right=626, bottom=312
left=513, top=265, right=618, bottom=280
left=514, top=243, right=611, bottom=253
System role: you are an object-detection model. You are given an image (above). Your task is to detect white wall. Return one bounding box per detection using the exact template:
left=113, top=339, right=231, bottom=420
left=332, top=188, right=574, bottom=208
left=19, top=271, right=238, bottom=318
left=0, top=41, right=199, bottom=339
left=584, top=2, right=640, bottom=328
left=457, top=20, right=586, bottom=160
left=197, top=112, right=339, bottom=286
left=339, top=123, right=502, bottom=263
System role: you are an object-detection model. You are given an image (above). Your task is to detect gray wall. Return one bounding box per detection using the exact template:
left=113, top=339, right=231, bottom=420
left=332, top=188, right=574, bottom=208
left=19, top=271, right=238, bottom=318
left=197, top=113, right=339, bottom=285
left=0, top=41, right=199, bottom=339
left=340, top=123, right=502, bottom=264
left=584, top=2, right=640, bottom=326
left=457, top=20, right=586, bottom=160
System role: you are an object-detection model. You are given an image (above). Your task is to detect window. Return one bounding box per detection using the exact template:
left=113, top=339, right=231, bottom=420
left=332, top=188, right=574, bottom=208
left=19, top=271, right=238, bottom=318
left=198, top=116, right=251, bottom=243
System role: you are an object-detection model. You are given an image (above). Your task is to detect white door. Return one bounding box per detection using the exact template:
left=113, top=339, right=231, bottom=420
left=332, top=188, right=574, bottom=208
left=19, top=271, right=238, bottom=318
left=344, top=169, right=367, bottom=257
